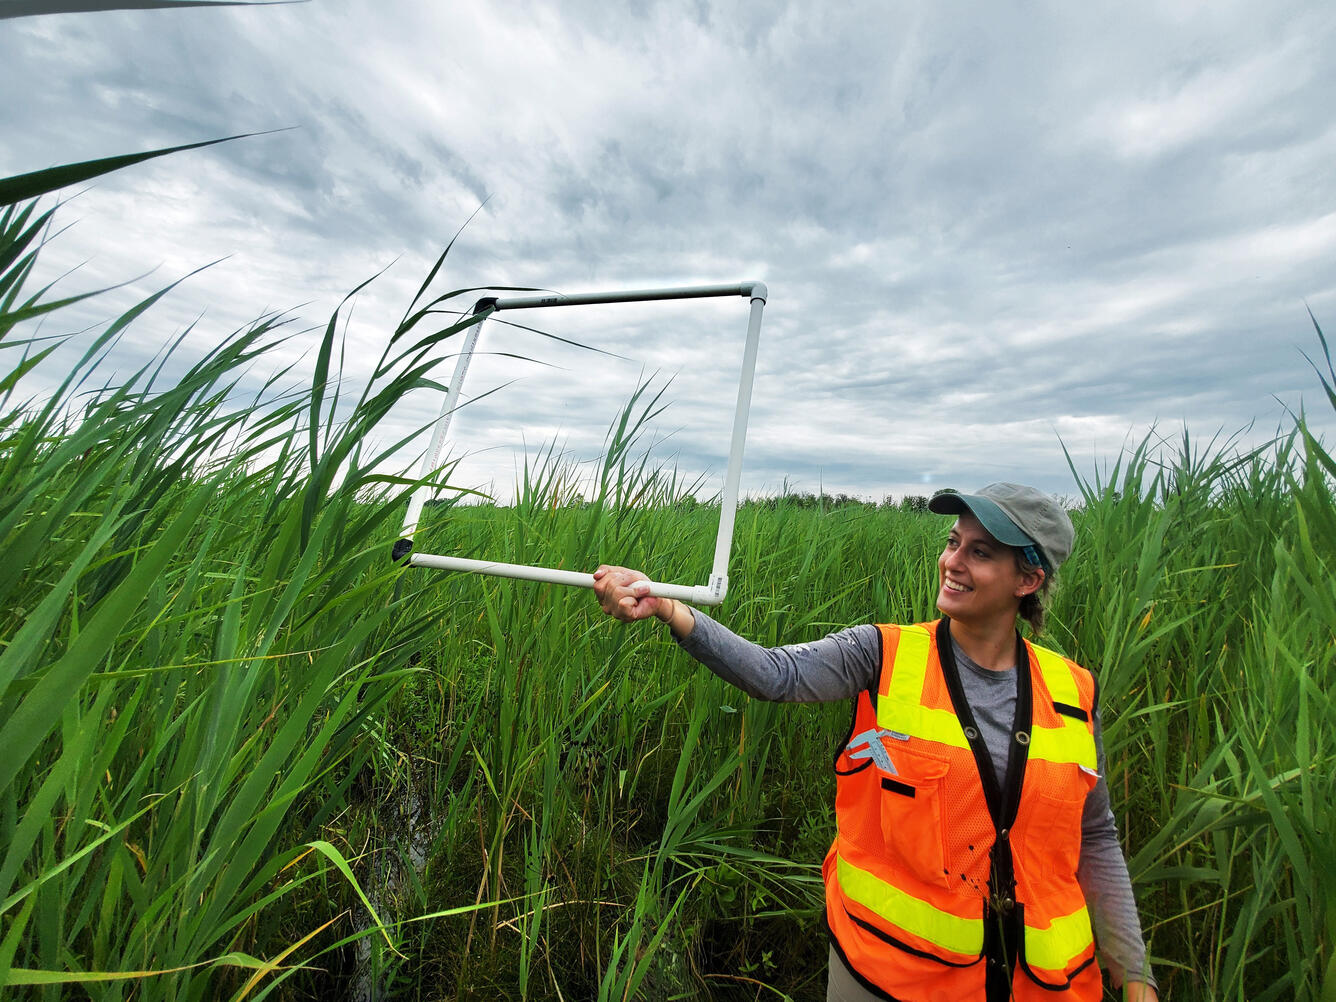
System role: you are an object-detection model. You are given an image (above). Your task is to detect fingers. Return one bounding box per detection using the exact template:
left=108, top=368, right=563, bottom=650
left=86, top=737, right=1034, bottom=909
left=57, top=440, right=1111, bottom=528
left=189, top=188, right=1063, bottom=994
left=591, top=565, right=656, bottom=622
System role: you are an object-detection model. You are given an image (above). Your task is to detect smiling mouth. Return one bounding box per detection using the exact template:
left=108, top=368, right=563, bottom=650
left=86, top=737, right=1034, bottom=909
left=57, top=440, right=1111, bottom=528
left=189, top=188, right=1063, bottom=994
left=943, top=580, right=971, bottom=593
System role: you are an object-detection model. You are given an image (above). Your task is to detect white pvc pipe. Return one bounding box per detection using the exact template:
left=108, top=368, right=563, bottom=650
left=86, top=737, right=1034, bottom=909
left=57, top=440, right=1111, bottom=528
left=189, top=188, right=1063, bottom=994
left=407, top=552, right=723, bottom=605
left=400, top=311, right=489, bottom=540
left=704, top=293, right=766, bottom=602
left=482, top=282, right=766, bottom=311
left=396, top=281, right=769, bottom=607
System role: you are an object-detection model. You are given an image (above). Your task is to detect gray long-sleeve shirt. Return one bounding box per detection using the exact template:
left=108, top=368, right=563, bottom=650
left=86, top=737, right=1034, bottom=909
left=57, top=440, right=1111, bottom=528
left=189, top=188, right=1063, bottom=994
left=677, top=609, right=1155, bottom=989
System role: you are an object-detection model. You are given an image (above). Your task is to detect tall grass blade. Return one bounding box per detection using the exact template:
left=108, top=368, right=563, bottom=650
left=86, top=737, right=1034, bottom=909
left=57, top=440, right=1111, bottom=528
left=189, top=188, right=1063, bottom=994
left=0, top=132, right=279, bottom=206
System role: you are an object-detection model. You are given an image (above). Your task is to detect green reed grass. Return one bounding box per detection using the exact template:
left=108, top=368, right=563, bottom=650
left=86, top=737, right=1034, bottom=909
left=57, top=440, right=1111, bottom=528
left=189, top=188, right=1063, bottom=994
left=2, top=178, right=1334, bottom=1000
left=0, top=191, right=508, bottom=999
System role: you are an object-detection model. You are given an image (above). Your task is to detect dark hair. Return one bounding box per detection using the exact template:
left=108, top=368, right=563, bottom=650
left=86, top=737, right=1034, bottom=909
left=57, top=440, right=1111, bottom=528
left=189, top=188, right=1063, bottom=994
left=1015, top=550, right=1052, bottom=633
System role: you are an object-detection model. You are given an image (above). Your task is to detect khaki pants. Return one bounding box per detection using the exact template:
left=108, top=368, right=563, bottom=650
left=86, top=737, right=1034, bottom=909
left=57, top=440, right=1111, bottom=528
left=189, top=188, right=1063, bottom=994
left=827, top=946, right=881, bottom=1002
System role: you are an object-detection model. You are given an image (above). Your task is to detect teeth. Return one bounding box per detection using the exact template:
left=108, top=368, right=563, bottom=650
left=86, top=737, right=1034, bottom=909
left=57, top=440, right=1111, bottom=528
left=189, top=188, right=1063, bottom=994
left=945, top=580, right=969, bottom=592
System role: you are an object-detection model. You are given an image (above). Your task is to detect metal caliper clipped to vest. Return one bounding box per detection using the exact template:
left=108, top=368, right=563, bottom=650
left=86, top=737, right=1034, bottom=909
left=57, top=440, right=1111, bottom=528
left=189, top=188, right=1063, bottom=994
left=844, top=727, right=902, bottom=773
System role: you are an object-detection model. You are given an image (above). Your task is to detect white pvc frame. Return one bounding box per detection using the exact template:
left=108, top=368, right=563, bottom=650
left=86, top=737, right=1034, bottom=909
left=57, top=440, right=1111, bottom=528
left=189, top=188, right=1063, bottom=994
left=394, top=281, right=768, bottom=606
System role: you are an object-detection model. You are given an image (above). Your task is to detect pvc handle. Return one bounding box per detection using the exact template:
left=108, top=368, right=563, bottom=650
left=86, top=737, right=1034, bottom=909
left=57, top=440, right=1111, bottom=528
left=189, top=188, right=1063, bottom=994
left=405, top=553, right=725, bottom=605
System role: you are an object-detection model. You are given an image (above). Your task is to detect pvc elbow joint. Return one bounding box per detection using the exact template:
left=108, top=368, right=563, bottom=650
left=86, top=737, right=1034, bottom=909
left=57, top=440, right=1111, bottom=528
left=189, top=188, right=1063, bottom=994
left=741, top=281, right=768, bottom=303
left=692, top=574, right=729, bottom=606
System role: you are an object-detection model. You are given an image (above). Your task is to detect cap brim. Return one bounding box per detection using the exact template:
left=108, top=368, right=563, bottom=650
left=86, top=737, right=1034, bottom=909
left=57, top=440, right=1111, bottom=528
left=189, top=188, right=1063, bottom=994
left=929, top=492, right=1035, bottom=549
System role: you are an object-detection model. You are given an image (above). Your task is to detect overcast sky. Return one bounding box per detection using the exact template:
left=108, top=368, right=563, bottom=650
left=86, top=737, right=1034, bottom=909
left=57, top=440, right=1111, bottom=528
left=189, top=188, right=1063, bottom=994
left=4, top=0, right=1336, bottom=506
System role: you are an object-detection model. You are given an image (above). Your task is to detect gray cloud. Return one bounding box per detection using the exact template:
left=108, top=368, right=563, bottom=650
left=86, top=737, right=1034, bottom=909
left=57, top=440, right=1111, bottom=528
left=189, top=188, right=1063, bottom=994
left=3, top=0, right=1335, bottom=513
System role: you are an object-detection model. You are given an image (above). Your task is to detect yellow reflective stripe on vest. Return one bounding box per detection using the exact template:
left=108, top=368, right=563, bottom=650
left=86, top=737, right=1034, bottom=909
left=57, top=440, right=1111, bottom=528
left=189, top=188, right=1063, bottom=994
left=1032, top=643, right=1081, bottom=705
left=1029, top=716, right=1095, bottom=769
left=837, top=854, right=983, bottom=957
left=877, top=625, right=970, bottom=750
left=1024, top=901, right=1094, bottom=972
left=1027, top=645, right=1097, bottom=769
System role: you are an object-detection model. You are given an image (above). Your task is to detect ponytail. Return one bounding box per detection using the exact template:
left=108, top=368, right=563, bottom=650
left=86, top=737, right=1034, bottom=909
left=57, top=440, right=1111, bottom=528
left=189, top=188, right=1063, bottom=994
left=1015, top=551, right=1052, bottom=633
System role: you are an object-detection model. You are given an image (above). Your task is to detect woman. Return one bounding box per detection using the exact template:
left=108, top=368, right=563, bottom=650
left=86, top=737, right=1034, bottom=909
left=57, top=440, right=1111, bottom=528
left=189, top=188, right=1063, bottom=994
left=593, top=483, right=1157, bottom=1002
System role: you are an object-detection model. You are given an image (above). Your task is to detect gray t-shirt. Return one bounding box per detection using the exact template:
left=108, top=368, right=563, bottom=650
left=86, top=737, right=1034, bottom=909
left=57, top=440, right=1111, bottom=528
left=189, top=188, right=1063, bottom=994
left=677, top=609, right=1155, bottom=990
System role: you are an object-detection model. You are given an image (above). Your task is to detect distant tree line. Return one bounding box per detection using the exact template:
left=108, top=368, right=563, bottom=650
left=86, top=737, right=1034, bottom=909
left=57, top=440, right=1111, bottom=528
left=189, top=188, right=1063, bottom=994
left=423, top=488, right=965, bottom=513
left=739, top=489, right=958, bottom=513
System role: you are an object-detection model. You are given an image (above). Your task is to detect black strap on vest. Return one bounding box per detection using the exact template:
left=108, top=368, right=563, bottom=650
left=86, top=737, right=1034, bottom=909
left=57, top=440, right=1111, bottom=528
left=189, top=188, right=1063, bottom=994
left=935, top=618, right=1033, bottom=1002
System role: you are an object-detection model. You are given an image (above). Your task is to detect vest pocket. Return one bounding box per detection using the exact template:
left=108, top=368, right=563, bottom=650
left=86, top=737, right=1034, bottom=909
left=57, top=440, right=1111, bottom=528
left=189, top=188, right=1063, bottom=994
left=1024, top=765, right=1098, bottom=879
left=878, top=748, right=951, bottom=890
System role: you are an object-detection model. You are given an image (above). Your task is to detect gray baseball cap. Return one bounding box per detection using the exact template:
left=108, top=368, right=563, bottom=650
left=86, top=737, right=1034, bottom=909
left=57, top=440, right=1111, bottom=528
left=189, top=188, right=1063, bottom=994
left=928, top=483, right=1074, bottom=572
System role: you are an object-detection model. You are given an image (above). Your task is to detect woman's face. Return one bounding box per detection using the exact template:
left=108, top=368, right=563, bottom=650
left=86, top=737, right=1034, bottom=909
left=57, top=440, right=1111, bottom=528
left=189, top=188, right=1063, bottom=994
left=935, top=512, right=1043, bottom=627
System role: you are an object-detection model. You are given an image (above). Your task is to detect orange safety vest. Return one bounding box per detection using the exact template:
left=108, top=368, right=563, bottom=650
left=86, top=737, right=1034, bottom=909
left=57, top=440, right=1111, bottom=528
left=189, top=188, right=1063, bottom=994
left=824, top=619, right=1102, bottom=1002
